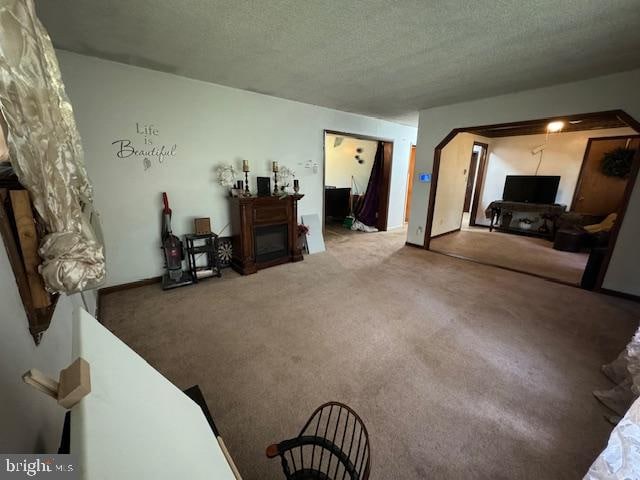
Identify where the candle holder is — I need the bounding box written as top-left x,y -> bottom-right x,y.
272,161 -> 279,195
293,179 -> 300,194
242,160 -> 250,195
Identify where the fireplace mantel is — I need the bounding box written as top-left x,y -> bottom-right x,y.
229,194 -> 304,275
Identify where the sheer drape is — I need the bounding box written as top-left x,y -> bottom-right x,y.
0,0 -> 105,293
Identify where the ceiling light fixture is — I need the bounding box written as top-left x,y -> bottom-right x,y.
547,121 -> 564,133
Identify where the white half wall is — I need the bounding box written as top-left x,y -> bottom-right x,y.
324,134 -> 377,194
56,51 -> 417,286
409,69 -> 640,296
475,127 -> 636,226
0,241 -> 84,453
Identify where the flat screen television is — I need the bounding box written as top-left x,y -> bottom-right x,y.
502,175 -> 560,204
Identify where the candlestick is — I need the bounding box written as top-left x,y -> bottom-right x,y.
242,160 -> 249,173
272,161 -> 279,173
273,171 -> 278,195
244,171 -> 250,195
293,179 -> 299,193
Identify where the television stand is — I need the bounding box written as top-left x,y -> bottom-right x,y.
485,201 -> 566,239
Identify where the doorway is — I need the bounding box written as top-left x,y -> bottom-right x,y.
323,130 -> 393,237
463,151 -> 478,213
424,110 -> 640,293
461,142 -> 488,228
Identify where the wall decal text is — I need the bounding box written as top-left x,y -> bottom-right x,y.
112,123 -> 177,170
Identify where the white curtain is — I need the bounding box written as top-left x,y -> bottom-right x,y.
0,0 -> 105,293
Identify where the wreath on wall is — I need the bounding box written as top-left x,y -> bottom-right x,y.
601,147 -> 635,178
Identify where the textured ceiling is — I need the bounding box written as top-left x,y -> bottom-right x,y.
37,1 -> 640,126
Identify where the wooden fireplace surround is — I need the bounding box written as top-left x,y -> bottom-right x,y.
230,194 -> 304,275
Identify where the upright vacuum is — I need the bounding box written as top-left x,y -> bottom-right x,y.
161,192 -> 193,289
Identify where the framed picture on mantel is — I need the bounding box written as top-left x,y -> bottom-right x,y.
257,177 -> 271,197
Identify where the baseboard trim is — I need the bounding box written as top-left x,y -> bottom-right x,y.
599,288 -> 640,303
99,276 -> 162,296
404,241 -> 424,249
430,228 -> 460,240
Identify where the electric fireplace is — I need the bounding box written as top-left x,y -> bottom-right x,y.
229,194 -> 304,274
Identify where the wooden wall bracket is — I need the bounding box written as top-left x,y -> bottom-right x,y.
22,357 -> 91,409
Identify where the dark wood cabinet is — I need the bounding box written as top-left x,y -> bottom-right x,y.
230,194 -> 304,275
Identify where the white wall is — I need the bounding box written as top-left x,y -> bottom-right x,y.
56,51 -> 417,286
475,127 -> 636,226
431,133 -> 490,236
0,241 -> 82,453
409,69 -> 640,296
324,134 -> 377,194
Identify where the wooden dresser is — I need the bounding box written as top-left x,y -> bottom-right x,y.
229,194 -> 304,275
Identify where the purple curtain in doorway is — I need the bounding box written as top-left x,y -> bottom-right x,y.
355,142 -> 383,227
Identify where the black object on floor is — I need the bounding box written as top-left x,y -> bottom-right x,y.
581,247 -> 607,290
58,412 -> 71,454
183,384 -> 220,436
554,228 -> 584,252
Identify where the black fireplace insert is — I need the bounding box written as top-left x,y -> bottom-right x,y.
254,224 -> 288,263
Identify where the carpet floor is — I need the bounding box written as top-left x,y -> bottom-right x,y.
101,227 -> 638,480
431,228 -> 589,285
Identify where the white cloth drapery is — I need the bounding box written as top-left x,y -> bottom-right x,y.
0,0 -> 105,293
586,328 -> 640,479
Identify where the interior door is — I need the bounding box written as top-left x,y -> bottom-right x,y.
572,136 -> 639,215
376,141 -> 393,231
405,146 -> 416,223
463,151 -> 479,213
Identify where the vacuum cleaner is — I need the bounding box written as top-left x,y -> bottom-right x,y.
161,192 -> 193,290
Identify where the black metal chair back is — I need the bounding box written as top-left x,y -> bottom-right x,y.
266,402 -> 371,480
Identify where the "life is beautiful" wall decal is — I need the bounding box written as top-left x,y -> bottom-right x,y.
112,123 -> 178,170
